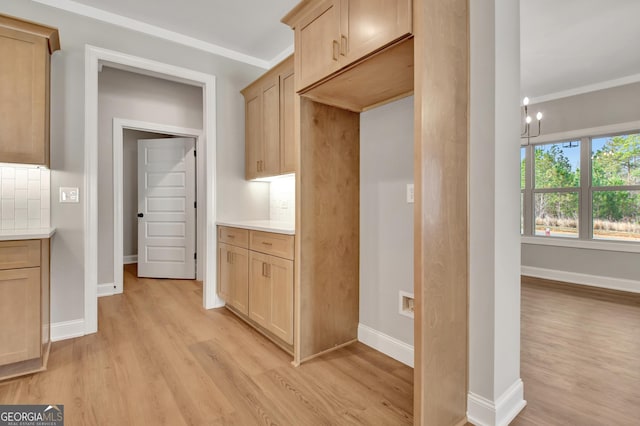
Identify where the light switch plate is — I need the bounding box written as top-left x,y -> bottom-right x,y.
406,184 -> 414,204
59,187 -> 79,203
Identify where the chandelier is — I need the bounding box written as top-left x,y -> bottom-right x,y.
521,97 -> 543,145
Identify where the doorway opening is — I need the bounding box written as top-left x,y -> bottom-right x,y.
85,45 -> 222,336
113,121 -> 204,294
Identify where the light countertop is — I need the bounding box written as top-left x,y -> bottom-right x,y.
217,220 -> 295,235
0,228 -> 56,241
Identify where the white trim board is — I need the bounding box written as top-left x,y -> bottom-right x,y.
33,0 -> 270,69
123,255 -> 138,265
467,379 -> 526,426
357,323 -> 414,368
521,266 -> 640,294
529,72 -> 640,105
113,119 -> 204,295
98,283 -> 116,298
85,45 -> 224,336
51,319 -> 85,342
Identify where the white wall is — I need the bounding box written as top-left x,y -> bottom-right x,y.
98,67 -> 203,285
359,96 -> 414,346
0,0 -> 268,324
523,82 -> 640,287
122,130 -> 173,258
468,0 -> 525,424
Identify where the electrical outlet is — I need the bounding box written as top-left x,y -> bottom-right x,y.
59,187 -> 79,203
399,291 -> 415,319
406,184 -> 414,204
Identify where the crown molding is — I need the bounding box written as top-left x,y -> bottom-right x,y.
268,43 -> 294,69
529,72 -> 640,105
32,0 -> 271,69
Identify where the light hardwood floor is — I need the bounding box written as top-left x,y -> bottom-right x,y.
0,264 -> 413,425
513,277 -> 640,425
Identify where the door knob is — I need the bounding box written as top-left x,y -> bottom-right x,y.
137,213 -> 144,218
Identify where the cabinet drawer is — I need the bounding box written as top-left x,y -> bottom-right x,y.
250,231 -> 294,260
218,226 -> 249,248
0,240 -> 41,270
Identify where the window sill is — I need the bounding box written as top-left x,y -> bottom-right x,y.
521,236 -> 640,253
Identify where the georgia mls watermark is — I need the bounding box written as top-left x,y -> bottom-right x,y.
0,405 -> 64,426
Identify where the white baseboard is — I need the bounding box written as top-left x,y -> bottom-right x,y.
123,255 -> 138,265
51,319 -> 85,342
357,323 -> 414,367
468,379 -> 526,426
98,283 -> 116,297
521,266 -> 640,294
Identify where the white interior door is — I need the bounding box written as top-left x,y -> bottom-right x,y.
137,138 -> 196,279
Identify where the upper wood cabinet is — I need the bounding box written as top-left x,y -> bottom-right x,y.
284,0 -> 411,92
241,56 -> 295,180
0,15 -> 60,166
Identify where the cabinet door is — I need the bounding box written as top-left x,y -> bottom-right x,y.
229,246 -> 249,315
296,0 -> 342,91
0,26 -> 49,165
0,268 -> 41,365
248,252 -> 270,329
268,257 -> 294,345
244,87 -> 262,180
280,70 -> 296,174
218,243 -> 232,303
261,76 -> 280,176
340,0 -> 412,65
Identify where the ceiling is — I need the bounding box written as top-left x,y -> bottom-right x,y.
521,0 -> 640,99
35,0 -> 640,98
64,0 -> 299,64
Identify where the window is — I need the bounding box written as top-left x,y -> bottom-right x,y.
521,132 -> 640,243
591,133 -> 640,241
533,142 -> 580,238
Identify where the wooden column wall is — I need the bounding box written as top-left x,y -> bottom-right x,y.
295,98 -> 360,364
413,0 -> 470,424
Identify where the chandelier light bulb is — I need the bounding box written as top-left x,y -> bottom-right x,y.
523,97 -> 530,106
526,116 -> 532,124
536,112 -> 543,121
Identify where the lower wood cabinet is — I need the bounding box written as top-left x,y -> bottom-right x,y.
218,226 -> 294,350
0,238 -> 51,381
248,252 -> 294,344
218,243 -> 249,315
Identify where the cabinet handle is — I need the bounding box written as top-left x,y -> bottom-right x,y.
332,40 -> 339,61
340,35 -> 348,56
262,262 -> 267,277
262,242 -> 273,246
257,160 -> 261,172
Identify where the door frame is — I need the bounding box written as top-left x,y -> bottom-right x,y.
85,45 -> 223,335
113,119 -> 203,293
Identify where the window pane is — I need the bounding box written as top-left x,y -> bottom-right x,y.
535,192 -> 579,238
593,190 -> 640,241
521,192 -> 524,234
534,142 -> 580,189
592,133 -> 640,187
521,147 -> 526,190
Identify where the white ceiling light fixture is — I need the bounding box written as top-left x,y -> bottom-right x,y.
521,97 -> 544,145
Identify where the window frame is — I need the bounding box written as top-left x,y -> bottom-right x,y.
520,123 -> 640,250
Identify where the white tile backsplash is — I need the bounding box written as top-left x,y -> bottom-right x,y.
0,167 -> 50,230
269,175 -> 295,223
